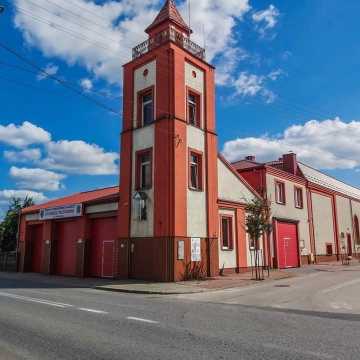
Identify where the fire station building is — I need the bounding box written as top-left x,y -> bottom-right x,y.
18,0 -> 360,281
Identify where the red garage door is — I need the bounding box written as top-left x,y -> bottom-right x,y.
55,221 -> 78,276
29,225 -> 44,273
89,217 -> 117,278
277,222 -> 299,269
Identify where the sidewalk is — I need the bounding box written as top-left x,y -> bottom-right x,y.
95,270 -> 295,295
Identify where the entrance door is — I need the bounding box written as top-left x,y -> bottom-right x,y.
30,225 -> 44,273
347,234 -> 353,256
277,222 -> 299,269
102,241 -> 115,278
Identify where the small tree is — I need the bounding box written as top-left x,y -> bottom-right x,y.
0,197 -> 34,252
245,197 -> 272,280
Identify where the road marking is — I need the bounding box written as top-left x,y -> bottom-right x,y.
78,308 -> 108,315
0,291 -> 73,309
126,316 -> 159,324
321,278 -> 360,294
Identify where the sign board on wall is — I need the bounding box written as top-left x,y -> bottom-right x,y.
191,237 -> 201,262
39,204 -> 82,220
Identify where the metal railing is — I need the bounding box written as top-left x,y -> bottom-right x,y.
132,28 -> 206,61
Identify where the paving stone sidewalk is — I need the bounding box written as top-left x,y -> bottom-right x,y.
95,270 -> 295,295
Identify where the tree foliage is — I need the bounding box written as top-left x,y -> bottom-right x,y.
0,197 -> 34,252
245,197 -> 272,280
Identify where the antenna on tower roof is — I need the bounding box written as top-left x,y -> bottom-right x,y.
202,23 -> 206,50
188,0 -> 191,36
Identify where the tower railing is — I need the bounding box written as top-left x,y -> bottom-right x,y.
132,28 -> 206,61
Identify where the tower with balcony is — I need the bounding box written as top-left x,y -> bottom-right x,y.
117,0 -> 219,281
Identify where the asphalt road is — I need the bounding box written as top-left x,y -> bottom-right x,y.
0,268 -> 359,360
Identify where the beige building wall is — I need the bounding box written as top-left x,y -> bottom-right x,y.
311,192 -> 335,255
336,195 -> 353,252
131,60 -> 156,237
266,174 -> 311,256
218,209 -> 237,269
185,62 -> 207,238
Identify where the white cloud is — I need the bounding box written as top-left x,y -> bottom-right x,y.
0,121 -> 51,148
37,63 -> 59,80
0,189 -> 47,204
232,70 -> 282,103
10,167 -> 66,191
252,4 -> 280,37
4,148 -> 42,162
13,0 -> 251,85
80,78 -> 93,92
222,118 -> 360,170
41,140 -> 119,175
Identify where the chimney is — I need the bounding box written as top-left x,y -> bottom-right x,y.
283,152 -> 297,175
245,155 -> 256,162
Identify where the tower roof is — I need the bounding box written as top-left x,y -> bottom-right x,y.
145,0 -> 192,35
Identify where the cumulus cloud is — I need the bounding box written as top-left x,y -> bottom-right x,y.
41,140 -> 119,175
0,189 -> 47,207
252,4 -> 280,37
232,70 -> 282,103
37,63 -> 59,80
0,121 -> 51,148
222,118 -> 360,170
80,78 -> 93,92
13,0 -> 251,85
4,148 -> 42,163
10,167 -> 66,191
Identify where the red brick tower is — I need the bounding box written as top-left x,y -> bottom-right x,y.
117,0 -> 219,281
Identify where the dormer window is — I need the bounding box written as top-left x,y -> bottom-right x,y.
187,90 -> 201,127
138,87 -> 154,127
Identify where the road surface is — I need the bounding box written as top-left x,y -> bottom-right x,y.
0,266 -> 359,360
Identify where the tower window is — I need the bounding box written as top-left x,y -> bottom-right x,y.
189,150 -> 203,191
136,148 -> 152,190
187,90 -> 201,127
138,87 -> 154,127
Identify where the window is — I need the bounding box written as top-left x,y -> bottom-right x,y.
189,150 -> 202,191
221,216 -> 233,250
187,90 -> 201,127
138,88 -> 154,127
136,149 -> 152,190
294,187 -> 304,209
275,181 -> 286,204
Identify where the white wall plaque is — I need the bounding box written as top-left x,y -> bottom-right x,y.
191,237 -> 201,262
178,240 -> 185,260
39,204 -> 82,220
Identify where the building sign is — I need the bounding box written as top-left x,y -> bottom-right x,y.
39,204 -> 82,220
191,237 -> 201,262
178,240 -> 185,260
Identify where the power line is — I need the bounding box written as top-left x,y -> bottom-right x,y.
0,41 -> 119,114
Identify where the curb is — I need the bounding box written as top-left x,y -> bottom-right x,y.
94,286 -> 205,295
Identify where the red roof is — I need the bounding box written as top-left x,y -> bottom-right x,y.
22,186 -> 119,214
146,0 -> 191,34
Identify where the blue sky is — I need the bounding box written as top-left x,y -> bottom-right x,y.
1,0 -> 360,217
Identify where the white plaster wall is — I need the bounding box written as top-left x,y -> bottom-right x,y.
186,126 -> 206,238
218,159 -> 256,204
218,209 -> 237,269
311,192 -> 335,255
245,227 -> 264,268
185,62 -> 204,127
185,62 -> 207,238
131,125 -> 155,238
266,174 -> 311,256
133,60 -> 156,127
336,195 -> 353,242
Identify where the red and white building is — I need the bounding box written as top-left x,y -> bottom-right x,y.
234,153 -> 360,268
17,0 -> 360,281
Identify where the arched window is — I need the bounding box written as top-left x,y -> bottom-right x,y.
354,215 -> 360,245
